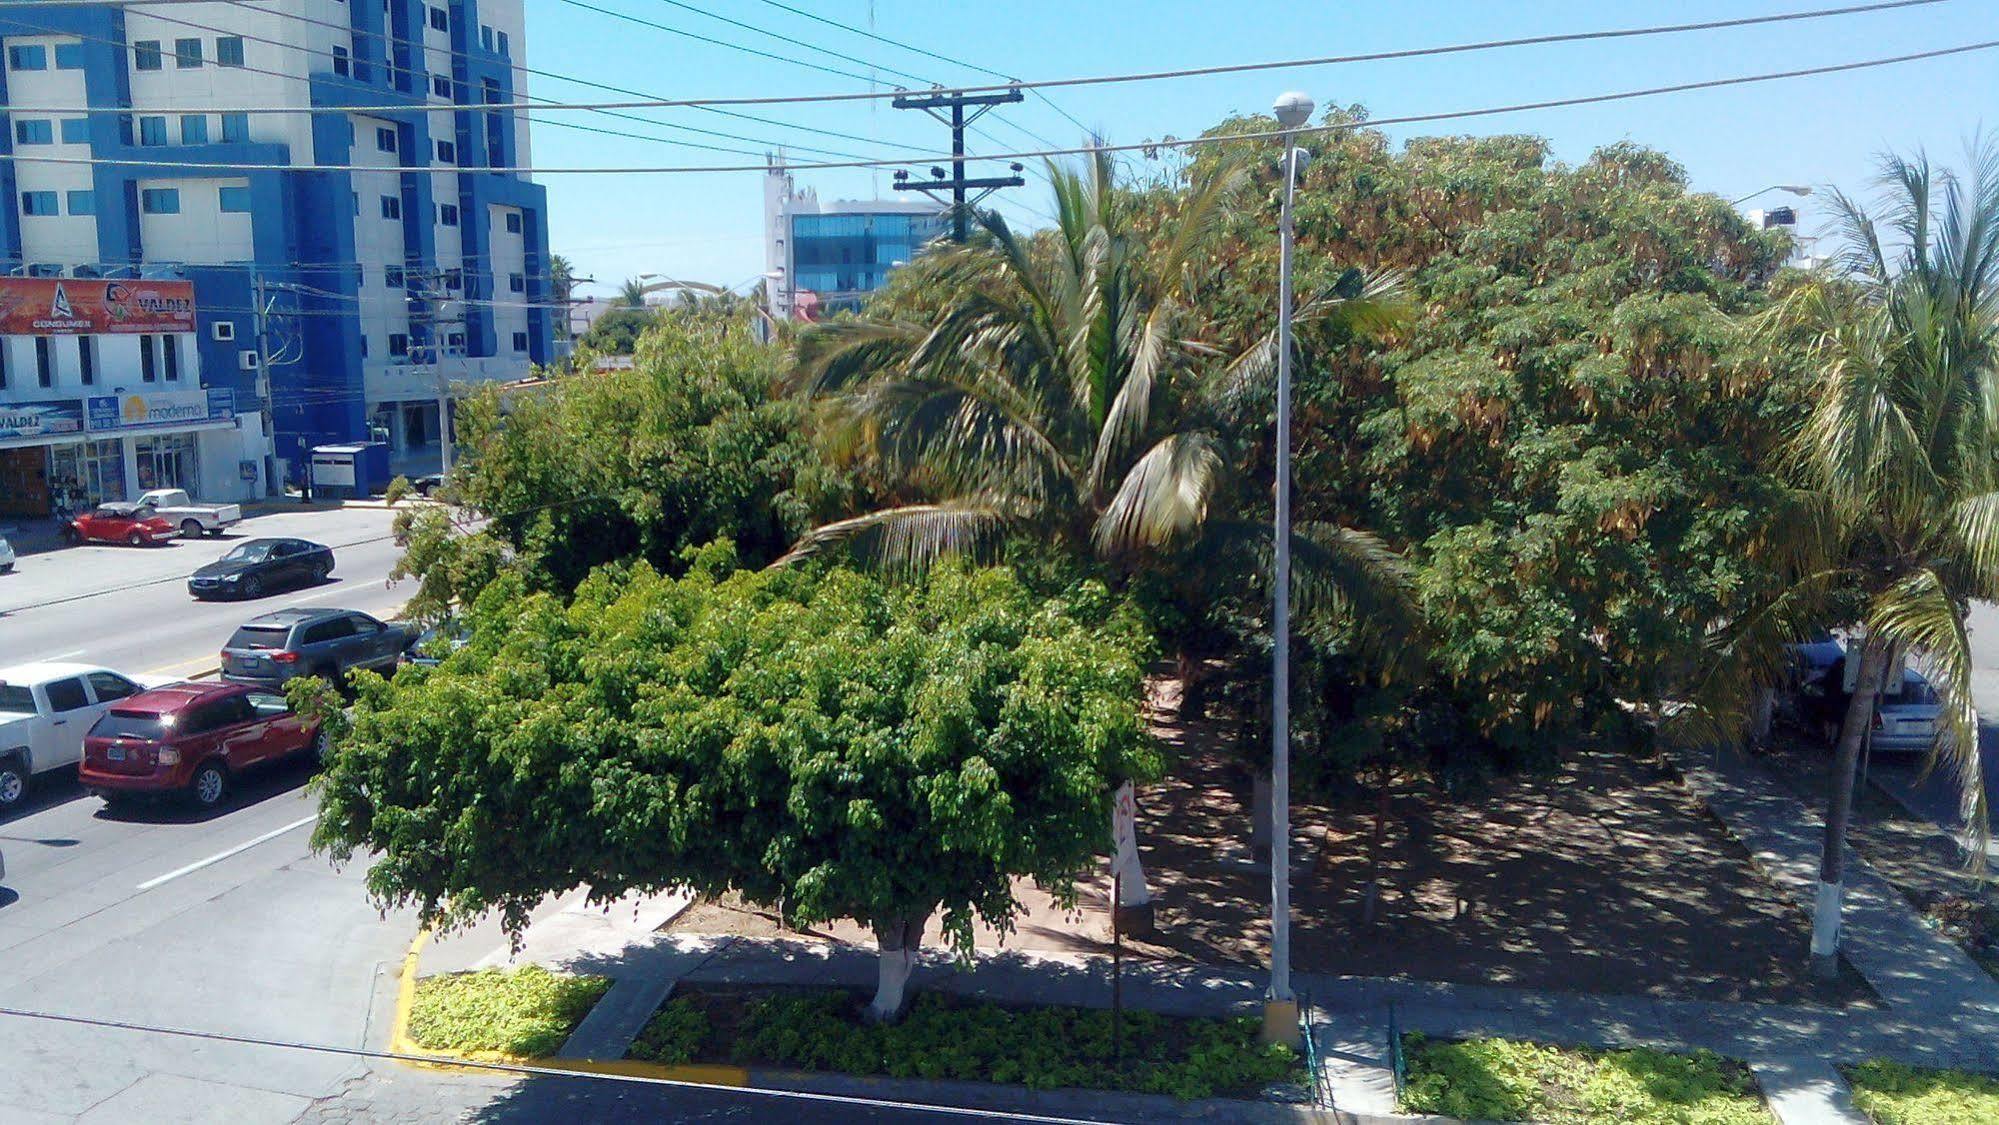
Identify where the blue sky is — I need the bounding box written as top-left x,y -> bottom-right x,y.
522,0 -> 1997,297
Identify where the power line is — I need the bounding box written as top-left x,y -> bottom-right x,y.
185,0 -> 916,161
10,0 -> 1943,118
643,0 -> 931,86
749,0 -> 1094,138
27,0 -> 1935,117
6,37 -> 1992,176
0,9 -> 891,163
551,0 -> 885,85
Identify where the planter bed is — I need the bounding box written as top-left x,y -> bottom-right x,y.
408,965 -> 611,1058
1398,1034 -> 1770,1124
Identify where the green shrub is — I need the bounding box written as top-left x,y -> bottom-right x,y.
627,997 -> 711,1064
407,966 -> 610,1057
1399,1035 -> 1768,1125
642,988 -> 1300,1100
1846,1060 -> 1999,1125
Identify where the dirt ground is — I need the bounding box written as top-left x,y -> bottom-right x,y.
668,683 -> 1869,1005
1754,731 -> 1999,980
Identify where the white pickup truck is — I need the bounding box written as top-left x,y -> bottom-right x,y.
0,663 -> 154,810
137,488 -> 243,539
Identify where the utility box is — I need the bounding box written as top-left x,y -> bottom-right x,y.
309,442 -> 391,499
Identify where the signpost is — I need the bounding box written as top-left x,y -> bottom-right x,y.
1110,781 -> 1137,1063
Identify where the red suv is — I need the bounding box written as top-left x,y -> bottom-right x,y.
80,681 -> 328,808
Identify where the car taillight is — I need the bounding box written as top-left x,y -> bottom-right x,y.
157,748 -> 181,765
272,651 -> 299,663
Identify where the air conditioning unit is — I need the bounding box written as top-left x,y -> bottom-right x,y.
213,321 -> 236,342
238,350 -> 260,371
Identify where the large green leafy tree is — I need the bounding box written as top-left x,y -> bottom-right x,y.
1190,115 -> 1802,766
390,315 -> 846,617
311,548 -> 1156,1020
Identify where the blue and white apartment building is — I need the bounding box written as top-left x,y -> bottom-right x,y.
0,0 -> 550,515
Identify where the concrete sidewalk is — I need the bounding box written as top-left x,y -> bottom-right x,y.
392,746 -> 1999,1124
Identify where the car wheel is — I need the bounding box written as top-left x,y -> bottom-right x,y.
313,561 -> 331,584
189,762 -> 228,809
310,726 -> 333,765
241,575 -> 263,599
0,562 -> 12,573
127,531 -> 145,547
0,755 -> 27,810
180,519 -> 203,539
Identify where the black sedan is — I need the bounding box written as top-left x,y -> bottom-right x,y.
187,537 -> 334,600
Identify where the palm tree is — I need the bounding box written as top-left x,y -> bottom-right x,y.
785,153 -> 1414,624
1748,141 -> 1999,979
549,254 -> 576,339
617,277 -> 650,309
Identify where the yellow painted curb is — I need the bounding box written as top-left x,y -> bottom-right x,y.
386,927 -> 749,1086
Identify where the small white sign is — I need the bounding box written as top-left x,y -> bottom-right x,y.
1111,780 -> 1137,855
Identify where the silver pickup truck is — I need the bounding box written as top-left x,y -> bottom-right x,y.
136,488 -> 244,539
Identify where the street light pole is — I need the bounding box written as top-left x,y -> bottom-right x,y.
1263,89 -> 1313,1049
1731,184 -> 1813,206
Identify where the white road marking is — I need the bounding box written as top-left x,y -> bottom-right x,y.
28,648 -> 85,663
135,814 -> 318,891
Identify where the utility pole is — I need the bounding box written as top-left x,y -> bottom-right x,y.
251,275 -> 304,498
407,268 -> 461,475
889,88 -> 1026,240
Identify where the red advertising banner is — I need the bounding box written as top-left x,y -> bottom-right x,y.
0,277 -> 197,336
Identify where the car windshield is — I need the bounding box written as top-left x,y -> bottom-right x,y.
227,624 -> 292,650
1894,675 -> 1941,706
0,683 -> 33,712
222,542 -> 275,562
93,710 -> 170,739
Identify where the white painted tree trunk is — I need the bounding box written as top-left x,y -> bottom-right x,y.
1751,688 -> 1774,747
868,912 -> 930,1022
1112,804 -> 1154,935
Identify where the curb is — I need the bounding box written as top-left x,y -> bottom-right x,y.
386,927 -> 750,1086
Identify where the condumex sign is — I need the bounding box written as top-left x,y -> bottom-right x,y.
0,277 -> 197,335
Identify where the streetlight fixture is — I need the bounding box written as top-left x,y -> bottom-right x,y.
1731,184 -> 1813,206
1263,88 -> 1313,1050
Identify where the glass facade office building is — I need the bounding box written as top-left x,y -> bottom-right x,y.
790,211 -> 947,312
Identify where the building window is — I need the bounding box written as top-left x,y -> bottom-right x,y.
140,188 -> 180,214
14,119 -> 53,145
331,45 -> 350,77
505,211 -> 523,234
8,44 -> 48,70
27,263 -> 62,277
380,195 -> 401,220
376,126 -> 397,153
221,112 -> 249,142
66,190 -> 94,216
20,191 -> 59,217
131,40 -> 162,70
78,336 -> 96,385
385,266 -> 406,288
444,267 -> 462,289
163,336 -> 180,381
430,7 -> 449,31
218,186 -> 251,213
36,338 -> 54,387
180,114 -> 208,145
140,335 -> 158,382
508,272 -> 525,293
435,140 -> 455,164
480,25 -> 493,51
446,331 -> 465,351
216,36 -> 244,67
54,43 -> 85,70
138,116 -> 168,146
389,333 -> 409,358
439,203 -> 459,226
60,117 -> 89,144
497,31 -> 509,57
174,38 -> 202,68
511,332 -> 528,353
432,74 -> 451,98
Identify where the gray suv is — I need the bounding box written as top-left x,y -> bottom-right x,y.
220,608 -> 414,687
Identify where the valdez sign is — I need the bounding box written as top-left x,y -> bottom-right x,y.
0,278 -> 196,335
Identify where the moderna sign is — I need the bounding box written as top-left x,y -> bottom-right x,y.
0,278 -> 196,335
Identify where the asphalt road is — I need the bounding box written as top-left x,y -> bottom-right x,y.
0,505 -> 1058,1123
1,505 -> 410,683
